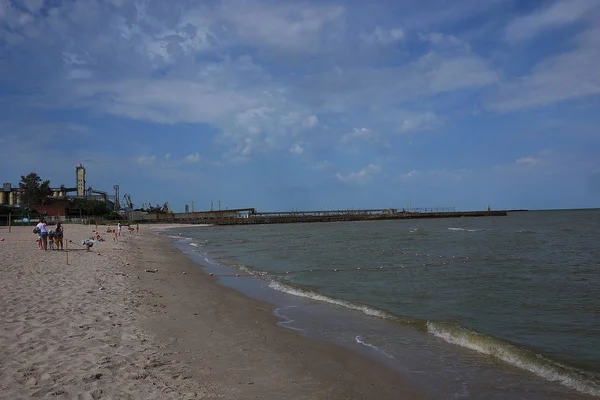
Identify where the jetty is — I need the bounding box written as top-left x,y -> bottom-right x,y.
137,207 -> 509,225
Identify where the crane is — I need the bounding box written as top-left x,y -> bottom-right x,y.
122,194 -> 134,210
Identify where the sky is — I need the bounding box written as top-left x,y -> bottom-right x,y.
1,0 -> 599,212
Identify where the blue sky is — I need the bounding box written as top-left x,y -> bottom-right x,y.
1,0 -> 599,212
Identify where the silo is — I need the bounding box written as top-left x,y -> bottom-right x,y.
76,164 -> 86,197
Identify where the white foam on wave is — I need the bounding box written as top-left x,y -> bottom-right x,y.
268,281 -> 391,319
189,243 -> 198,247
355,335 -> 396,359
233,264 -> 262,276
448,228 -> 484,232
203,257 -> 218,265
167,234 -> 193,240
426,322 -> 600,397
273,305 -> 304,332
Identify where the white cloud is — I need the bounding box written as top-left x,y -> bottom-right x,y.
62,52 -> 90,66
336,164 -> 381,184
489,27 -> 600,111
341,127 -> 372,143
220,2 -> 345,51
399,170 -> 421,181
184,153 -> 201,163
0,0 -> 505,163
289,143 -> 304,156
306,51 -> 498,114
505,0 -> 598,42
398,112 -> 438,134
73,79 -> 260,125
303,115 -> 318,127
398,169 -> 464,182
136,155 -> 156,165
516,157 -> 541,165
419,32 -> 469,51
362,27 -> 404,45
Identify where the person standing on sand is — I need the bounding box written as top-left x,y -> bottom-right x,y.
113,229 -> 118,241
136,223 -> 139,234
36,219 -> 48,251
55,222 -> 64,250
117,222 -> 122,237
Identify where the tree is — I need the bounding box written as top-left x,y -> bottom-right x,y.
19,173 -> 52,209
69,198 -> 110,216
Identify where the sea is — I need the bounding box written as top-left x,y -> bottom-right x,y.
163,209 -> 600,399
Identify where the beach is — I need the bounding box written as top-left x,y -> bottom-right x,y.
0,224 -> 427,399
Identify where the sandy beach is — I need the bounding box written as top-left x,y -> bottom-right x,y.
0,223 -> 427,399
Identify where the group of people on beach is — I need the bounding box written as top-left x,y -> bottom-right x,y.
34,219 -> 140,251
34,219 -> 63,251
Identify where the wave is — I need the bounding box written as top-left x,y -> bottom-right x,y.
517,230 -> 537,234
193,252 -> 599,397
268,280 -> 424,328
273,305 -> 304,332
166,234 -> 193,240
427,322 -> 600,397
267,279 -> 599,397
189,243 -> 198,247
448,228 -> 484,232
355,336 -> 395,360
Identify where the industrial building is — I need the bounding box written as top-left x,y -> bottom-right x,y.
0,164 -> 116,215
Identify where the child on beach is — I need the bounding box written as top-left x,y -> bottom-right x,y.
48,230 -> 55,250
55,222 -> 64,250
81,239 -> 94,251
117,222 -> 122,236
113,229 -> 118,241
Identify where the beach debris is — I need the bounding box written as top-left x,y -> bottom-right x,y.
97,252 -> 101,255
125,262 -> 131,266
209,273 -> 214,276
182,271 -> 187,274
99,286 -> 105,291
144,269 -> 157,273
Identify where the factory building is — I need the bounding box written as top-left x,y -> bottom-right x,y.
0,163 -> 110,212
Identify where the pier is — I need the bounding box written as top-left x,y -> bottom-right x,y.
138,207 -> 509,225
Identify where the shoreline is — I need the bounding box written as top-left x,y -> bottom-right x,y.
153,223 -> 600,400
137,226 -> 430,399
0,224 -> 428,399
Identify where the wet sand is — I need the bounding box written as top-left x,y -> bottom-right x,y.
0,223 -> 428,399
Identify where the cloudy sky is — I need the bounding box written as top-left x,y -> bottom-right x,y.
1,0 -> 599,212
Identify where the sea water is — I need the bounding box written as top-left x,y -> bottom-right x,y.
165,209 -> 600,399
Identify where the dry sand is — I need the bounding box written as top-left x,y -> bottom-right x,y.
0,223 -> 428,399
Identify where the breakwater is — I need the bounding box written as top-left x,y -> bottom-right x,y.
211,210 -> 507,226
138,208 -> 509,225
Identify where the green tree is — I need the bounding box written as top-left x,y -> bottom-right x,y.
19,173 -> 52,209
69,198 -> 110,215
